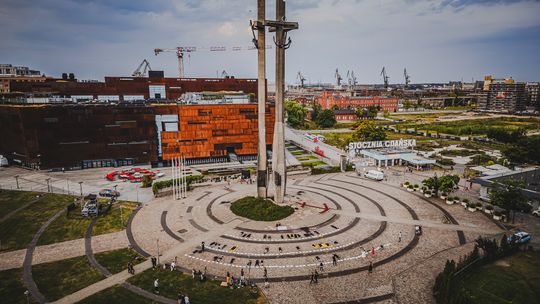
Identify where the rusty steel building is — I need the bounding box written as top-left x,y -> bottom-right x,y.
0,102 -> 275,170
9,75 -> 259,101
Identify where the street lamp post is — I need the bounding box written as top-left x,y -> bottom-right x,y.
66,179 -> 70,195
156,238 -> 160,265
24,290 -> 29,304
78,181 -> 83,196
45,178 -> 51,193
15,175 -> 20,189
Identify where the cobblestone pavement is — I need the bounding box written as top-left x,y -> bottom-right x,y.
1,168 -> 506,304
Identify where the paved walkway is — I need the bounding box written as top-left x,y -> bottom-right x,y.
52,218 -> 245,304
0,231 -> 128,271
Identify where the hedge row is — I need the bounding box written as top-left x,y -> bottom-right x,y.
151,175 -> 204,196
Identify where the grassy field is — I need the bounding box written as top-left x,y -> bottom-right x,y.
94,248 -> 145,274
79,286 -> 154,304
231,196 -> 294,221
0,190 -> 42,219
460,251 -> 540,304
0,268 -> 29,304
33,256 -> 103,302
0,192 -> 75,252
128,268 -> 265,304
37,201 -> 138,246
399,117 -> 540,136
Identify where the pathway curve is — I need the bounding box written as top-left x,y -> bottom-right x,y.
22,209 -> 65,303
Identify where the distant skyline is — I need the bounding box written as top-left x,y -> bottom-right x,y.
1,0 -> 540,84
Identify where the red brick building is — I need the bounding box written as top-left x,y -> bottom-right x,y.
315,91 -> 400,112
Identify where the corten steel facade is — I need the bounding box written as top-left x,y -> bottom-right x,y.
0,104 -> 159,169
157,104 -> 275,160
0,103 -> 275,169
9,76 -> 259,101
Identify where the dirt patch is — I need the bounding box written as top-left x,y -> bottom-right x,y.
494,260 -> 511,267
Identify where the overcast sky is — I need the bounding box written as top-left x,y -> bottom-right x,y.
1,0 -> 539,84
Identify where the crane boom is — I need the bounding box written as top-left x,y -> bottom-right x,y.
381,67 -> 389,89
132,59 -> 152,77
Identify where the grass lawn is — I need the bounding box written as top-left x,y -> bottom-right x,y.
296,155 -> 318,161
37,201 -> 138,246
128,268 -> 265,304
231,196 -> 294,221
93,201 -> 138,235
94,248 -> 145,274
0,193 -> 75,252
291,151 -> 306,156
33,256 -> 103,302
0,268 -> 29,304
460,251 -> 540,304
301,160 -> 327,167
0,190 -> 41,219
79,286 -> 153,304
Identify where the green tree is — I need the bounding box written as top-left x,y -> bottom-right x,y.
355,107 -> 366,118
367,106 -> 378,118
489,179 -> 532,223
352,120 -> 387,141
383,109 -> 390,118
315,109 -> 337,128
141,175 -> 153,188
331,104 -> 339,111
285,100 -> 308,128
502,135 -> 540,165
311,103 -> 322,121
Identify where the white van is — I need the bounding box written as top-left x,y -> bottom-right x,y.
364,170 -> 384,181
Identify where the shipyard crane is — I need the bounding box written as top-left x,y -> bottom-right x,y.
403,68 -> 411,88
335,68 -> 342,86
221,70 -> 229,78
132,59 -> 152,77
346,70 -> 357,87
381,67 -> 389,89
154,45 -> 272,78
296,71 -> 306,88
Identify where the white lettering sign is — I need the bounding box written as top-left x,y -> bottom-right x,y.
348,139 -> 416,153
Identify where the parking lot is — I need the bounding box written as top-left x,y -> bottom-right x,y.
0,166 -> 160,203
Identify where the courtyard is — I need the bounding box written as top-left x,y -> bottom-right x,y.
0,164 -> 508,304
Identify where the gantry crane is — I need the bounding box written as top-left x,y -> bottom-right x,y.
154,45 -> 271,78
335,68 -> 342,86
347,70 -> 357,88
221,70 -> 229,78
381,67 -> 389,89
404,68 -> 411,88
132,59 -> 152,77
296,71 -> 306,88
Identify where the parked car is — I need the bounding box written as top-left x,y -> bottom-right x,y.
99,189 -> 120,197
508,231 -> 531,244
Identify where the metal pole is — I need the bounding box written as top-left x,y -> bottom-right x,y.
66,180 -> 70,195
120,205 -> 123,227
46,178 -> 50,193
136,185 -> 139,204
156,238 -> 160,265
256,0 -> 268,198
15,175 -> 19,189
79,182 -> 83,196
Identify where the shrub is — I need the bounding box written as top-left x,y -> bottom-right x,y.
141,175 -> 153,188
463,198 -> 470,204
404,181 -> 410,186
151,175 -> 204,195
493,210 -> 502,216
311,166 -> 341,175
441,192 -> 448,197
485,205 -> 494,210
476,202 -> 483,208
447,196 -> 454,201
414,184 -> 419,188
230,196 -> 294,221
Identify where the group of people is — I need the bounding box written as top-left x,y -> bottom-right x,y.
192,268 -> 207,282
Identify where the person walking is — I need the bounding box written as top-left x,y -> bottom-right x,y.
309,271 -> 315,284
201,241 -> 205,252
398,231 -> 402,243
192,269 -> 196,279
170,261 -> 176,271
319,262 -> 324,272
368,262 -> 373,274
127,262 -> 134,275
314,270 -> 319,283
177,292 -> 184,304
184,295 -> 190,304
151,256 -> 157,269
371,246 -> 375,257
154,278 -> 159,294
332,254 -> 337,266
